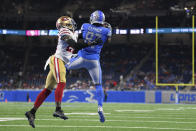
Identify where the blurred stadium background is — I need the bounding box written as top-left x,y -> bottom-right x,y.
1,0 -> 196,130
0,0 -> 196,99
0,0 -> 196,101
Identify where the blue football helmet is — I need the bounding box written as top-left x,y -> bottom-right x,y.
90,10 -> 105,25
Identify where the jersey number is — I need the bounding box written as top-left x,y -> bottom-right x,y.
85,31 -> 101,49
85,31 -> 101,43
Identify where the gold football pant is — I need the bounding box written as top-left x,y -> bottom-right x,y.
45,55 -> 66,91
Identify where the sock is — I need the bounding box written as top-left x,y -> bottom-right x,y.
55,101 -> 62,111
55,82 -> 66,102
34,88 -> 51,109
30,108 -> 36,115
95,84 -> 104,107
98,106 -> 103,112
56,106 -> 61,111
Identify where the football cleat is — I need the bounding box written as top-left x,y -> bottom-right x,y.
90,10 -> 105,25
98,106 -> 105,123
98,111 -> 105,123
53,109 -> 68,120
25,111 -> 35,128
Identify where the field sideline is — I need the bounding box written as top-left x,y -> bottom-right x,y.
0,102 -> 196,131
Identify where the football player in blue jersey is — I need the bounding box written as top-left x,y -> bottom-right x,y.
66,10 -> 112,123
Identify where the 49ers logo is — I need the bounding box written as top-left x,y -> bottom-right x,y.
62,17 -> 69,21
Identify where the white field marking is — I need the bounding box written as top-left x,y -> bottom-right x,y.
1,117 -> 195,124
0,113 -> 193,117
3,115 -> 196,121
185,107 -> 196,110
157,108 -> 183,111
1,115 -> 196,120
0,118 -> 25,121
115,107 -> 196,113
0,125 -> 195,130
114,112 -> 196,115
68,119 -> 196,124
115,110 -> 153,112
113,114 -> 196,116
156,107 -> 196,111
64,112 -> 111,115
69,116 -> 196,120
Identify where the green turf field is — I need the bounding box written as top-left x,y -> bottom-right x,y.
0,102 -> 196,131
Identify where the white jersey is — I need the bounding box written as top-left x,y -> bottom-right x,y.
54,28 -> 78,63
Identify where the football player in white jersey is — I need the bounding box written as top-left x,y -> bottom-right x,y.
25,16 -> 102,128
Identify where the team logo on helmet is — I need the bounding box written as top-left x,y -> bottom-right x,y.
90,10 -> 105,25
56,16 -> 77,31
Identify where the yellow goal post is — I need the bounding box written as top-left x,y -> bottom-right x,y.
155,15 -> 195,103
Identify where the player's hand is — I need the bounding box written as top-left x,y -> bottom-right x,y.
103,22 -> 112,30
58,28 -> 73,41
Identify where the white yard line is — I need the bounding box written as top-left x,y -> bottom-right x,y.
0,118 -> 26,121
1,115 -> 196,120
115,107 -> 196,113
64,112 -> 111,115
115,110 -> 153,112
0,125 -> 195,130
112,113 -> 196,116
1,114 -> 195,120
67,119 -> 196,124
0,117 -> 196,124
157,107 -> 196,110
69,116 -> 196,120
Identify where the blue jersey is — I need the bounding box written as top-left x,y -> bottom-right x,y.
78,23 -> 111,60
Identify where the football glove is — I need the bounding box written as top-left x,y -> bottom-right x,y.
103,22 -> 112,30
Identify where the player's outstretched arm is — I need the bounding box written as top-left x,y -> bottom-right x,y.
103,22 -> 112,43
67,38 -> 103,53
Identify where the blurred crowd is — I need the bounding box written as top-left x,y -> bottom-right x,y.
0,0 -> 195,29
0,43 -> 194,91
0,0 -> 196,91
120,45 -> 194,91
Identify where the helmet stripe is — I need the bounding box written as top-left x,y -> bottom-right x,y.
95,11 -> 99,20
98,10 -> 103,23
